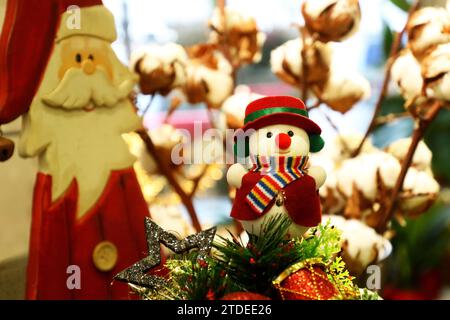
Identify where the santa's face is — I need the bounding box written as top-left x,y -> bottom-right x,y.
42,36 -> 136,111
248,124 -> 310,157
58,36 -> 113,80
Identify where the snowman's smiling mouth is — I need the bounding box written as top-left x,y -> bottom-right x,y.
276,149 -> 290,154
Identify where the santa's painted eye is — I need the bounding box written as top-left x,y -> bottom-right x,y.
266,132 -> 273,138
287,130 -> 294,137
88,54 -> 94,61
75,53 -> 82,63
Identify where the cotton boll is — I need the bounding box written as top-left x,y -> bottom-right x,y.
323,215 -> 392,275
337,152 -> 401,201
209,7 -> 266,65
131,43 -> 188,96
421,43 -> 450,102
407,7 -> 450,60
328,133 -> 376,163
386,137 -> 432,171
302,0 -> 361,42
367,153 -> 402,192
304,41 -> 333,84
400,167 -> 440,216
336,157 -> 366,198
150,124 -> 184,150
270,38 -> 303,86
403,167 -> 440,195
270,38 -> 332,87
221,85 -> 264,129
209,7 -> 256,33
184,44 -> 234,108
185,64 -> 234,108
314,68 -> 371,113
391,49 -> 425,106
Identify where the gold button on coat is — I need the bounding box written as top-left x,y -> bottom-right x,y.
92,241 -> 118,272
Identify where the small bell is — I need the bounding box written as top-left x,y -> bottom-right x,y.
276,190 -> 286,207
0,136 -> 15,162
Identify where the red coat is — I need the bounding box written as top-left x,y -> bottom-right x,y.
230,171 -> 321,227
26,167 -> 150,300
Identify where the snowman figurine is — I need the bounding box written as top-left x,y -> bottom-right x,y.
228,96 -> 326,238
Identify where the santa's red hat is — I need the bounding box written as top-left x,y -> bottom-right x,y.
0,0 -> 111,125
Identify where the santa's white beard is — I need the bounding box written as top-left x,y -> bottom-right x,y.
43,67 -> 136,109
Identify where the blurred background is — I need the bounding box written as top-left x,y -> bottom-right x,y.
0,0 -> 449,299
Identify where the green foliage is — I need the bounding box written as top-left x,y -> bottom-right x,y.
328,257 -> 355,290
387,204 -> 450,288
379,95 -> 407,116
390,0 -> 411,12
382,22 -> 394,61
296,220 -> 343,262
425,108 -> 450,184
360,288 -> 381,300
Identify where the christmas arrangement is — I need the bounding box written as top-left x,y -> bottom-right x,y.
114,215 -> 379,300
0,0 -> 449,301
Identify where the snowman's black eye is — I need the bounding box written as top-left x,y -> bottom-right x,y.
75,53 -> 82,63
266,132 -> 273,138
287,130 -> 294,137
88,54 -> 94,61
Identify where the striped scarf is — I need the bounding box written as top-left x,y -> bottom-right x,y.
246,155 -> 309,215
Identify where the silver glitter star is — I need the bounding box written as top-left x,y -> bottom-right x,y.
114,217 -> 216,289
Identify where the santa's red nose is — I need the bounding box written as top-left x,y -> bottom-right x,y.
275,133 -> 291,150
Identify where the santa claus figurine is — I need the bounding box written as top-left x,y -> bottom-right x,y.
0,1 -> 151,299
228,96 -> 326,237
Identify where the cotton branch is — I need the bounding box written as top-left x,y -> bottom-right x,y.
352,0 -> 420,157
136,128 -> 202,232
377,100 -> 442,233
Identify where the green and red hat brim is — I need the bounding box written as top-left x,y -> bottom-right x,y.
235,96 -> 325,157
242,96 -> 321,135
242,107 -> 322,134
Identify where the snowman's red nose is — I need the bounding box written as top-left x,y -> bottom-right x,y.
275,133 -> 291,150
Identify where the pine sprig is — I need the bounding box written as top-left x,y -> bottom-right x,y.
141,252 -> 239,300
213,215 -> 300,294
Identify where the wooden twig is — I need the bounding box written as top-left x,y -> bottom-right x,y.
141,94 -> 155,117
318,107 -> 351,154
377,100 -> 442,233
163,96 -> 182,124
307,100 -> 322,111
188,165 -> 209,198
373,111 -> 411,126
136,128 -> 202,232
352,0 -> 420,157
216,0 -> 240,81
299,26 -> 309,102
